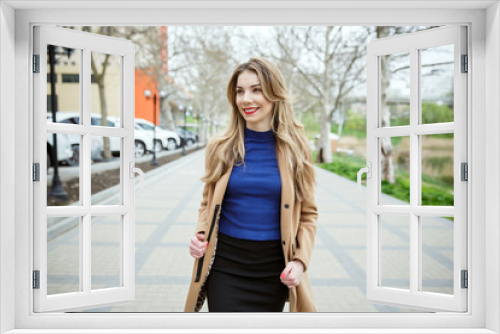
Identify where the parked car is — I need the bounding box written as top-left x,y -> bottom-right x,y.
177,126 -> 199,142
134,118 -> 181,152
175,127 -> 198,147
47,113 -> 98,165
48,112 -> 154,159
48,112 -> 110,162
107,116 -> 154,158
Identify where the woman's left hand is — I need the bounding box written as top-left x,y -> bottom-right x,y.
280,260 -> 304,288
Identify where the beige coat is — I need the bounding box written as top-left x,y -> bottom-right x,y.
184,140 -> 318,312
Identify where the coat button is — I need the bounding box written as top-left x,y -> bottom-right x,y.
282,240 -> 286,245
284,204 -> 289,209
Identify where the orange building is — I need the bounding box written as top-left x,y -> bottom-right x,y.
135,68 -> 160,125
135,26 -> 169,125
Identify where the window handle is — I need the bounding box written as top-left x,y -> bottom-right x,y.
129,161 -> 145,195
357,161 -> 371,194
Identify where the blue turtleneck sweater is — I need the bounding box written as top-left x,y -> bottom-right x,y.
218,127 -> 282,241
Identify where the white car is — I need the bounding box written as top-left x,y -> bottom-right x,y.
46,113 -> 84,166
134,118 -> 181,152
107,117 -> 154,158
48,112 -> 154,159
48,112 -> 112,162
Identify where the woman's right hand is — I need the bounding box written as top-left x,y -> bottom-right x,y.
189,232 -> 208,259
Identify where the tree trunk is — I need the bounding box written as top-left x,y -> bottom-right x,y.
338,100 -> 345,141
320,107 -> 332,163
98,81 -> 112,160
377,26 -> 395,184
163,106 -> 176,131
199,113 -> 207,143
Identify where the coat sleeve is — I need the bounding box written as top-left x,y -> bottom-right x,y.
292,190 -> 318,272
195,181 -> 211,234
195,139 -> 214,235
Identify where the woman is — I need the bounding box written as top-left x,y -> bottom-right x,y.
184,57 -> 318,312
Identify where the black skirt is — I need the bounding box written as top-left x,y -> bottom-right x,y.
206,232 -> 289,312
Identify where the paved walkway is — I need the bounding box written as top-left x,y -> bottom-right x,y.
47,149 -> 454,313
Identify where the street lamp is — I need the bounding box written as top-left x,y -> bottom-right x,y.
48,44 -> 68,202
179,105 -> 186,156
144,89 -> 158,166
183,106 -> 192,156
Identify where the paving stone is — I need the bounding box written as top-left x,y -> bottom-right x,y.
45,149 -> 457,313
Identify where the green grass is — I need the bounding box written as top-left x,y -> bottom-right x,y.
313,152 -> 454,209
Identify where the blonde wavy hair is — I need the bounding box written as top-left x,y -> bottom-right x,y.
201,57 -> 315,202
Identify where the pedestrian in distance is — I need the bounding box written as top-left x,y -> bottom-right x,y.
185,57 -> 318,312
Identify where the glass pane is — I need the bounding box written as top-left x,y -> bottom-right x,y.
47,132 -> 81,206
47,216 -> 80,295
380,215 -> 410,290
421,134 -> 454,206
421,44 -> 454,124
46,45 -> 82,123
420,216 -> 454,295
91,136 -> 121,205
380,51 -> 410,127
91,215 -> 121,290
91,52 -> 121,127
380,136 -> 410,205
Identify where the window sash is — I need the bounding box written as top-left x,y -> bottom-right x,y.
32,25 -> 136,313
365,25 -> 467,312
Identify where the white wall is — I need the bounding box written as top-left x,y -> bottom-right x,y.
485,2 -> 500,333
0,2 -> 16,334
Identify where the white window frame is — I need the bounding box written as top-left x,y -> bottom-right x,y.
33,25 -> 137,313
1,2 -> 498,333
365,25 -> 468,312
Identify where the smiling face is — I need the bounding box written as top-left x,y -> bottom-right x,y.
236,70 -> 274,132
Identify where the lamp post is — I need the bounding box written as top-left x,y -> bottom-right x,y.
180,105 -> 186,156
144,89 -> 158,166
48,44 -> 68,202
185,106 -> 192,155
159,90 -> 167,127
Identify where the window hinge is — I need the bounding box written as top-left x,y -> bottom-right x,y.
461,54 -> 468,73
461,270 -> 468,289
33,163 -> 40,182
461,162 -> 468,181
33,54 -> 40,73
33,270 -> 40,289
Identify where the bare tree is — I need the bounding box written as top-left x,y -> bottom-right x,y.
82,26 -> 149,159
168,26 -> 239,141
378,26 -> 433,183
131,27 -> 183,131
264,26 -> 372,163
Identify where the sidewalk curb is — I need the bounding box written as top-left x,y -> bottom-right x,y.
47,143 -> 206,242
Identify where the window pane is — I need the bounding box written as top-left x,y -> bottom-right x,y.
380,215 -> 410,290
380,51 -> 410,127
62,74 -> 80,83
421,44 -> 454,124
46,45 -> 81,120
380,136 -> 410,205
421,134 -> 454,206
91,136 -> 121,205
91,215 -> 122,290
47,216 -> 81,295
420,216 -> 454,295
91,52 -> 121,127
47,132 -> 81,206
